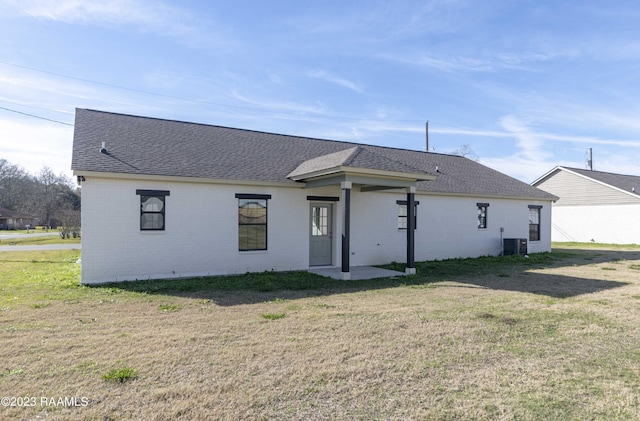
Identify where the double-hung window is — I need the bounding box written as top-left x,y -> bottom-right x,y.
397,200 -> 419,230
236,194 -> 271,251
528,205 -> 542,241
477,203 -> 489,229
137,190 -> 170,231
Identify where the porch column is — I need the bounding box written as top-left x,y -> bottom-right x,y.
406,186 -> 416,275
341,181 -> 352,280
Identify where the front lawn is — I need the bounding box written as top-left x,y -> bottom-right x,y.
1,247 -> 640,420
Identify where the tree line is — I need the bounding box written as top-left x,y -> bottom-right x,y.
0,158 -> 80,235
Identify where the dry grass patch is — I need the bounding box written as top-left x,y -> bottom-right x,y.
1,247 -> 640,419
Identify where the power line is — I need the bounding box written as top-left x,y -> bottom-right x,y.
0,99 -> 71,115
0,60 -> 423,123
0,106 -> 74,126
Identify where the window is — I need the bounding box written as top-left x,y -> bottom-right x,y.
529,206 -> 542,241
311,206 -> 329,236
136,190 -> 170,231
396,200 -> 419,230
236,194 -> 271,251
477,203 -> 489,229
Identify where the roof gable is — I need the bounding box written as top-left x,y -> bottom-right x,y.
287,147 -> 360,179
533,166 -> 640,205
287,146 -> 431,181
534,166 -> 640,197
72,109 -> 556,201
563,167 -> 640,195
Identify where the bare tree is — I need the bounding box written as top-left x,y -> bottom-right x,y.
0,160 -> 81,231
33,167 -> 63,227
0,159 -> 31,210
58,185 -> 81,238
451,145 -> 479,161
58,207 -> 81,238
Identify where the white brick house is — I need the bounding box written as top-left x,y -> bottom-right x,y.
72,109 -> 557,284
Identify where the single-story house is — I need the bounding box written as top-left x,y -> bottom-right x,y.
0,207 -> 37,230
71,109 -> 557,284
532,166 -> 640,244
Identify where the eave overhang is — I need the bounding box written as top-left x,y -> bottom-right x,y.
72,170 -> 304,188
287,166 -> 436,190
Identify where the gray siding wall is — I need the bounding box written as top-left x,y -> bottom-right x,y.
537,170 -> 639,206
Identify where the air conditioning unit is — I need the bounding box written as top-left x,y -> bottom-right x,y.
503,238 -> 527,256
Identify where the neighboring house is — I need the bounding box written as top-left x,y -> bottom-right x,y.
532,166 -> 640,244
0,207 -> 37,230
71,109 -> 557,284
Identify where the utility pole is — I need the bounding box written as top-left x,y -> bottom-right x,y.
425,121 -> 429,152
587,148 -> 593,170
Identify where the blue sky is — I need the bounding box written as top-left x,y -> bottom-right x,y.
1,0 -> 640,183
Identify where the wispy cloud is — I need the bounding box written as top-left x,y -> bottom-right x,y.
2,0 -> 235,50
499,115 -> 551,161
0,65 -> 178,119
378,48 -> 583,74
228,91 -> 329,116
5,0 -> 178,27
307,70 -> 364,94
480,155 -> 567,183
378,52 -> 494,73
435,116 -> 640,182
0,72 -> 97,103
539,102 -> 640,135
496,50 -> 581,68
431,127 -> 512,138
432,119 -> 640,148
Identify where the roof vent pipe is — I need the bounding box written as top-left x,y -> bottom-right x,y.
100,141 -> 107,154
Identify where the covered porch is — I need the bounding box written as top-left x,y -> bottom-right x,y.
288,146 -> 436,280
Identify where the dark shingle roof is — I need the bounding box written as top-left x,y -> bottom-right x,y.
560,167 -> 640,195
71,109 -> 556,200
0,207 -> 35,219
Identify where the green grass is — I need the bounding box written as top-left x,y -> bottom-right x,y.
261,312 -> 286,320
0,250 -> 83,307
0,227 -> 51,235
158,303 -> 181,312
102,269 -> 334,295
554,241 -> 640,249
379,251 -> 573,279
0,250 -> 577,307
102,366 -> 138,383
97,251 -> 576,297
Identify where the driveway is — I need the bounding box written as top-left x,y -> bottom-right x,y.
0,232 -> 81,251
0,232 -> 60,240
0,243 -> 81,252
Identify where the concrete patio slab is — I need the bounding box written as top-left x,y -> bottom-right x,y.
309,266 -> 406,280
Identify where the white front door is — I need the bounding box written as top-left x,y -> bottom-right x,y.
309,204 -> 332,266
